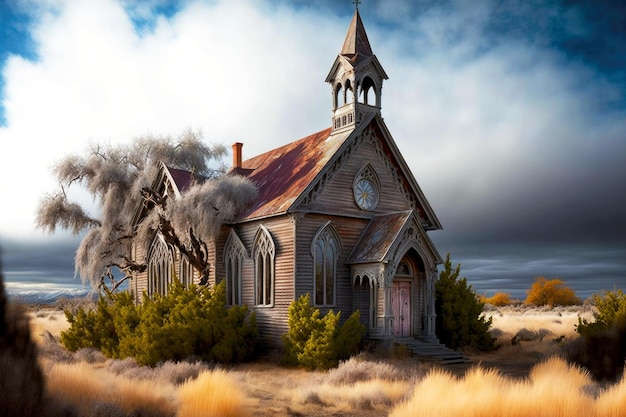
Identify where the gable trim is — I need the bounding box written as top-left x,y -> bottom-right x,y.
290,112 -> 378,211
371,114 -> 443,230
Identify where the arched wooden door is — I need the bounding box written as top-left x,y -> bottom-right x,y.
392,280 -> 411,337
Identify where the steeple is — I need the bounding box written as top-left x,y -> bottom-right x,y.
340,8 -> 373,62
326,8 -> 388,132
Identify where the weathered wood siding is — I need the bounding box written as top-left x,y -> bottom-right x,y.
293,213 -> 369,321
132,241 -> 147,304
217,216 -> 296,347
309,133 -> 413,216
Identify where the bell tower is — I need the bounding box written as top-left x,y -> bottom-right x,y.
325,5 -> 388,132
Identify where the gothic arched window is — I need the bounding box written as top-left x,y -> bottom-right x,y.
311,222 -> 341,306
334,83 -> 343,109
253,226 -> 275,307
360,76 -> 377,106
224,230 -> 246,306
148,235 -> 174,297
179,255 -> 194,288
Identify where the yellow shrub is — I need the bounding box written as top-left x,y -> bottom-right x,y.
524,277 -> 580,306
480,292 -> 511,306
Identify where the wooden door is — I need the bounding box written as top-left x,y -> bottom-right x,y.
392,281 -> 411,337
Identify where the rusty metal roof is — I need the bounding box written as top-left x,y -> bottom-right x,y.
234,127 -> 352,221
157,127 -> 346,222
347,211 -> 413,264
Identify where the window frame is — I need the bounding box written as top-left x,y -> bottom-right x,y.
353,163 -> 381,211
253,225 -> 275,307
311,222 -> 342,307
147,234 -> 174,297
224,230 -> 247,306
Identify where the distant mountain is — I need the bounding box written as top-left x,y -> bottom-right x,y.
6,286 -> 93,305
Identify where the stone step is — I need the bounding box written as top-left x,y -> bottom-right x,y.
393,338 -> 470,365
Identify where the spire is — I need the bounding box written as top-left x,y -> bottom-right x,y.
326,6 -> 388,132
340,8 -> 373,64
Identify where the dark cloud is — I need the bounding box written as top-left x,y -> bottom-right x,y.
0,237 -> 79,287
433,240 -> 626,300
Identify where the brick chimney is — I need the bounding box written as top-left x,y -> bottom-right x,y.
232,142 -> 243,169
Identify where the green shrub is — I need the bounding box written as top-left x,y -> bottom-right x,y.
335,309 -> 365,361
568,289 -> 626,381
298,309 -> 340,370
577,289 -> 626,336
435,254 -> 494,352
282,294 -> 366,370
524,277 -> 580,306
61,292 -> 127,356
61,280 -> 257,367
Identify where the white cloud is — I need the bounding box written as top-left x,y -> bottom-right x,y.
1,0 -> 624,248
0,0 -> 340,239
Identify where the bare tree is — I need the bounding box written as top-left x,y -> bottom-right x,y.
37,130 -> 257,292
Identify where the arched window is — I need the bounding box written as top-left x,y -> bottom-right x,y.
334,83 -> 343,109
224,230 -> 246,306
396,260 -> 413,277
148,235 -> 174,297
179,255 -> 194,288
345,79 -> 354,103
360,76 -> 377,105
253,226 -> 275,306
311,222 -> 341,306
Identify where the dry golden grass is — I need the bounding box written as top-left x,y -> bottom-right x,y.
177,370 -> 249,417
485,305 -> 594,338
595,373 -> 626,417
24,304 -> 626,417
476,305 -> 597,367
389,356 -> 626,417
290,378 -> 410,414
43,360 -> 178,416
27,309 -> 70,344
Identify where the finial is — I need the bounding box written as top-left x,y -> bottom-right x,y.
353,0 -> 361,11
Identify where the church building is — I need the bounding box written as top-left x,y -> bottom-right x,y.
132,8 -> 443,347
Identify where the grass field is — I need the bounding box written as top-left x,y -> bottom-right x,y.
16,304 -> 626,417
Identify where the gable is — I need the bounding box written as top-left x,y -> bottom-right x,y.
347,210 -> 442,267
131,162 -> 202,228
291,114 -> 442,231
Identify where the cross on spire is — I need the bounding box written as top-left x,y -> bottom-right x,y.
353,0 -> 361,11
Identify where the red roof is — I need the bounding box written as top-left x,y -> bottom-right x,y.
234,127 -> 347,221
164,165 -> 201,193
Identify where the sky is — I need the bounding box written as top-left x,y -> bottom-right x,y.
0,0 -> 625,300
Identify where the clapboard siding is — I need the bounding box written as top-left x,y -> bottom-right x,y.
294,213 -> 369,322
220,216 -> 296,347
133,242 -> 147,304
311,136 -> 412,215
